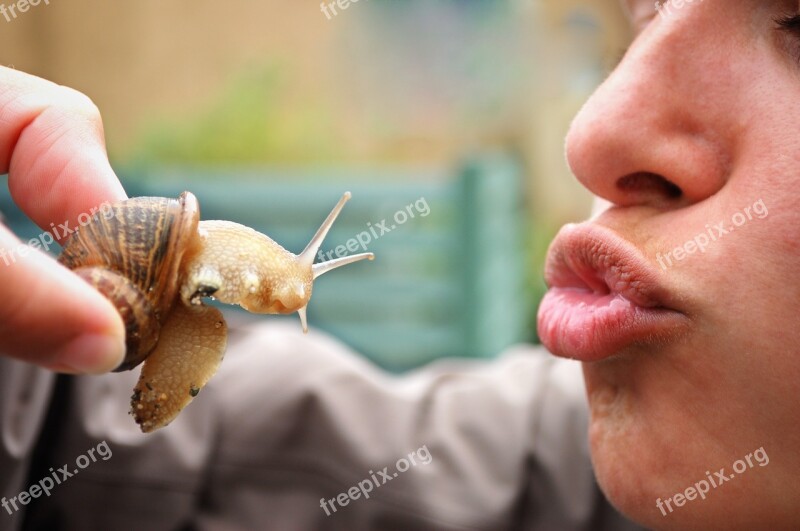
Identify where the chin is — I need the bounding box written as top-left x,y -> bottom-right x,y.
582,361 -> 787,530
581,358 -> 686,527
582,375 -> 664,528
587,415 -> 714,530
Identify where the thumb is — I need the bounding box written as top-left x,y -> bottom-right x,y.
0,223 -> 125,373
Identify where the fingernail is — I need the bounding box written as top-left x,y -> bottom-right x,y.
59,333 -> 126,374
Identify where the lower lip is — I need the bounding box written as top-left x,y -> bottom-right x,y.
537,287 -> 688,362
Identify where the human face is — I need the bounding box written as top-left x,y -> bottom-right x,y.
537,0 -> 800,528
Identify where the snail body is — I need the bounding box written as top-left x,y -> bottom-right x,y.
182,221 -> 312,315
59,191 -> 373,432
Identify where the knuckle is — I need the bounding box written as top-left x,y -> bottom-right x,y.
29,85 -> 107,144
49,86 -> 104,129
59,86 -> 100,115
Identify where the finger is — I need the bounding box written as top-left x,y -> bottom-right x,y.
0,223 -> 125,373
0,66 -> 127,372
0,66 -> 127,237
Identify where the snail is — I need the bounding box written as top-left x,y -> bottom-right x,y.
58,191 -> 373,433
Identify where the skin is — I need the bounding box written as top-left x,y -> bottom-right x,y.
558,0 -> 800,528
0,65 -> 126,374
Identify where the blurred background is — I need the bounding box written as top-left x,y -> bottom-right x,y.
0,0 -> 630,371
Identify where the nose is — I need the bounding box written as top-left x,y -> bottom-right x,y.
565,8 -> 730,210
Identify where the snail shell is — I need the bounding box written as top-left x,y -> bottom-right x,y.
59,192 -> 200,371
58,191 -> 373,432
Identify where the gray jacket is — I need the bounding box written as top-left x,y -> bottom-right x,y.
0,320 -> 643,531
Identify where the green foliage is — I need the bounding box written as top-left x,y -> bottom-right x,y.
129,65 -> 339,165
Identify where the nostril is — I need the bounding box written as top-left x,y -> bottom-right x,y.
617,172 -> 683,200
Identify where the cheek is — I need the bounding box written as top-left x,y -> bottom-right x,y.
695,167 -> 800,334
643,168 -> 799,323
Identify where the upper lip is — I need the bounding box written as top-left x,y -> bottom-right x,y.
544,223 -> 678,311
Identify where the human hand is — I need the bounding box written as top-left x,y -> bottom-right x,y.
0,66 -> 127,374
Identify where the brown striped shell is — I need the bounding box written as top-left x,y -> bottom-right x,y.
58,192 -> 200,371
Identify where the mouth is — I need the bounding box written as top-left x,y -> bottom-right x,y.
537,223 -> 689,362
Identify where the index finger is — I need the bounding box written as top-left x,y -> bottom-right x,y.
0,65 -> 127,234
